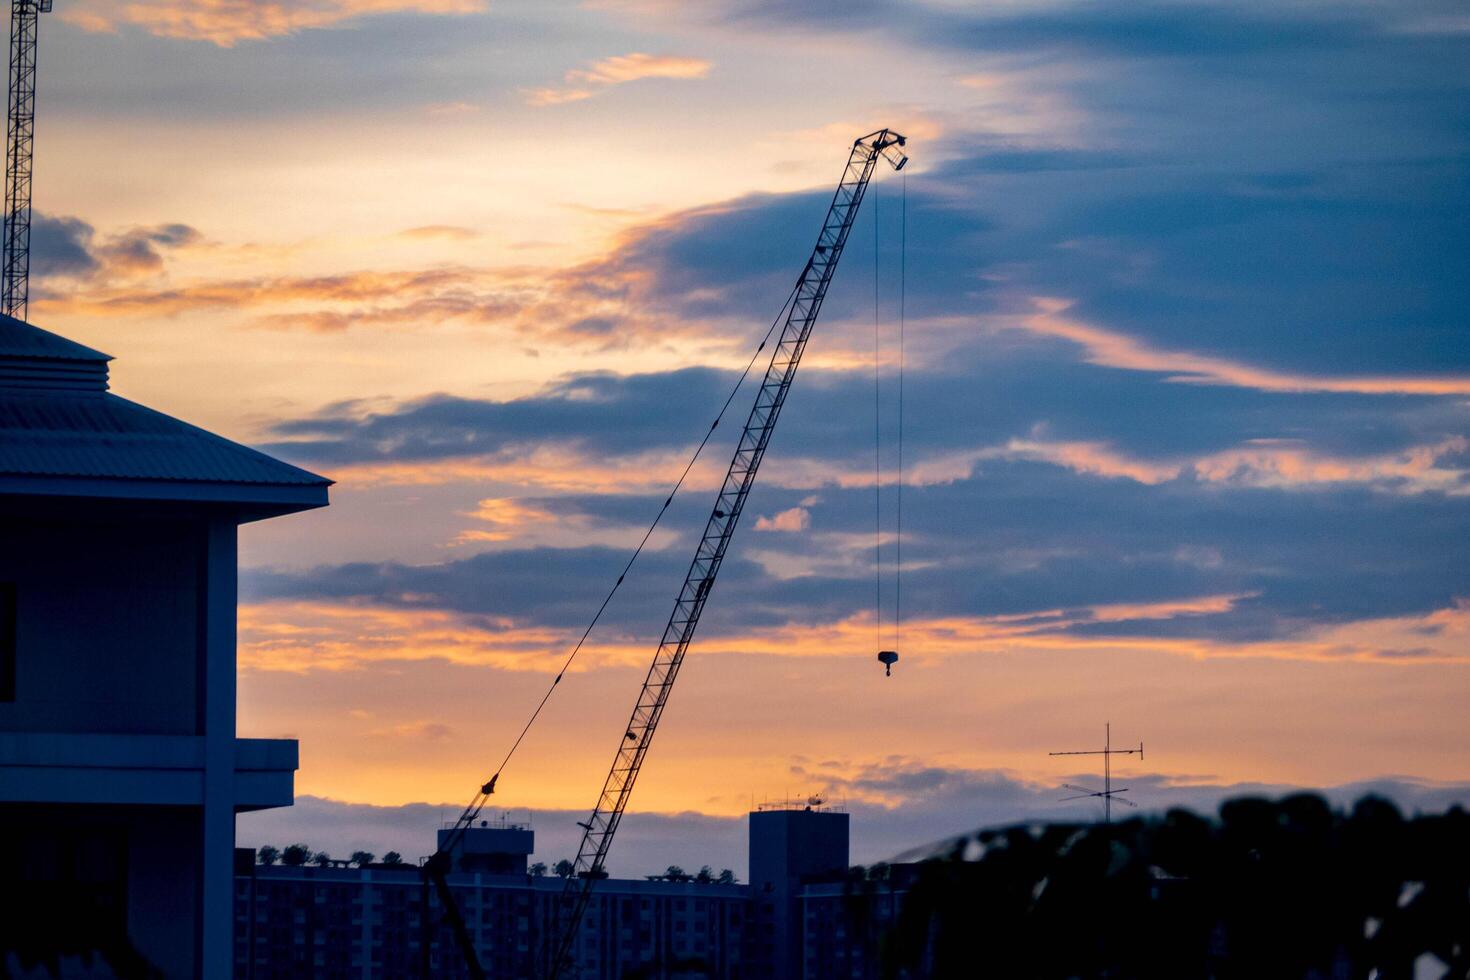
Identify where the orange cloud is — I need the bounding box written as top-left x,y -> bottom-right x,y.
60,0 -> 485,46
39,265 -> 532,331
298,429 -> 1468,502
319,446 -> 727,494
446,495 -> 677,551
526,52 -> 711,107
567,53 -> 712,86
704,597 -> 1470,666
32,221 -> 699,349
1020,298 -> 1470,396
1005,436 -> 1470,494
754,506 -> 811,532
366,719 -> 457,740
239,592 -> 1470,678
524,88 -> 597,108
238,601 -> 653,674
901,436 -> 1470,495
397,225 -> 479,240
453,497 -> 565,544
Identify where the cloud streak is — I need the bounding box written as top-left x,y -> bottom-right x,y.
60,0 -> 485,46
1019,299 -> 1470,397
525,52 -> 712,107
237,591 -> 1470,676
257,363 -> 1470,501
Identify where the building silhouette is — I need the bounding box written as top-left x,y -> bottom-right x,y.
748,806 -> 850,978
0,315 -> 330,976
236,806 -> 897,979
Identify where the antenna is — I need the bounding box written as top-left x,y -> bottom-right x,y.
1048,722 -> 1144,824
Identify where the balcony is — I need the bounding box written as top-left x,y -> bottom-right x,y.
0,732 -> 297,810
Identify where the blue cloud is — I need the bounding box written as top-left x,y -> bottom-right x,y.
29,213 -> 100,278
263,367 -> 737,464
244,451 -> 1470,651
262,350 -> 1469,508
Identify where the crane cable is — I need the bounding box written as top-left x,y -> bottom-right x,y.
897,172 -> 906,651
874,175 -> 909,654
469,274 -> 805,809
874,179 -> 883,653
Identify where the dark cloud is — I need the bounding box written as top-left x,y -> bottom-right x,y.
29,211 -> 202,284
245,543 -> 696,635
94,223 -> 204,275
243,451 -> 1470,651
605,149 -> 1470,377
710,0 -> 1383,57
263,367 -> 735,464
263,352 -> 1469,473
29,214 -> 101,278
569,0 -> 1470,378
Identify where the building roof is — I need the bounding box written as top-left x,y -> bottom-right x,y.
0,315 -> 330,517
0,313 -> 110,362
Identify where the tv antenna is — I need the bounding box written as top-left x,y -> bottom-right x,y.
1049,722 -> 1143,824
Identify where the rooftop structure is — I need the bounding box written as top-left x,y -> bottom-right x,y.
437,819 -> 535,876
0,315 -> 326,512
748,805 -> 851,979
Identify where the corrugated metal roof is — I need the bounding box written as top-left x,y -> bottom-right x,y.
0,392 -> 330,486
0,313 -> 110,362
0,318 -> 329,492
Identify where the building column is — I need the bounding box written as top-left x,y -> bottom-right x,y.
201,519 -> 238,978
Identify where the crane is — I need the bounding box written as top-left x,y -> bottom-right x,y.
3,0 -> 50,321
547,127 -> 907,979
418,128 -> 906,979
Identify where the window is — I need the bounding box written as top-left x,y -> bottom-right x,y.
0,583 -> 13,701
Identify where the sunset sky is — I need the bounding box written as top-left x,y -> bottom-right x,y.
28,0 -> 1470,871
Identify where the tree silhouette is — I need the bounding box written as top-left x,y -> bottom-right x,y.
554,859 -> 575,879
881,794 -> 1470,979
349,851 -> 375,868
695,865 -> 714,884
529,862 -> 548,877
381,851 -> 405,866
716,869 -> 737,885
256,845 -> 280,866
311,851 -> 332,867
280,844 -> 311,867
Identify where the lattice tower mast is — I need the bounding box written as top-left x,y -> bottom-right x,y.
2,0 -> 51,321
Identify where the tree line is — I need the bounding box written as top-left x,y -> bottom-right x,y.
255,845 -> 404,868
865,793 -> 1470,978
255,847 -> 738,884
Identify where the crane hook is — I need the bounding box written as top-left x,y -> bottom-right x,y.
877,650 -> 899,676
